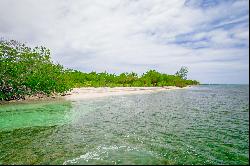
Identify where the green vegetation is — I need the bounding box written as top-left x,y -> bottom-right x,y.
64,69 -> 199,88
0,40 -> 71,101
0,39 -> 199,101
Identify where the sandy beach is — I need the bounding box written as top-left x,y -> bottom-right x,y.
0,86 -> 191,104
64,86 -> 190,100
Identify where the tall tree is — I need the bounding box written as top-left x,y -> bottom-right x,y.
175,66 -> 188,80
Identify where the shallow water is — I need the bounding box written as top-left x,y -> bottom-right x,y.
0,85 -> 249,165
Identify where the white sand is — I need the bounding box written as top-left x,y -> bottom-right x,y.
64,86 -> 190,100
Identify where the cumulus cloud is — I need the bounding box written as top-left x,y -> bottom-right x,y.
0,0 -> 249,84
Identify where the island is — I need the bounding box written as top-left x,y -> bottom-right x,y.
0,39 -> 199,103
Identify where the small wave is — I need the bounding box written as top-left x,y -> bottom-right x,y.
63,145 -> 137,165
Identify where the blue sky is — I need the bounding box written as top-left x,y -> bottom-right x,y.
0,0 -> 249,84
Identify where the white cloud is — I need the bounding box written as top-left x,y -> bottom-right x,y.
0,0 -> 249,84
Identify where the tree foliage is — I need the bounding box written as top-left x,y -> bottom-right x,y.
0,39 -> 199,101
175,66 -> 188,80
0,39 -> 71,101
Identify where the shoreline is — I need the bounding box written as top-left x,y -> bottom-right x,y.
64,86 -> 191,101
0,94 -> 64,105
0,86 -> 192,104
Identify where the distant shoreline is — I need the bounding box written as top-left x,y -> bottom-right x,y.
0,86 -> 192,104
64,86 -> 191,101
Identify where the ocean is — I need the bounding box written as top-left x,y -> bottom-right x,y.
0,85 -> 249,164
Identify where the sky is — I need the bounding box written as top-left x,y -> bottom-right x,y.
0,0 -> 249,84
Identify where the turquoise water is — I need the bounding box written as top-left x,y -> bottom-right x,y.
0,85 -> 249,165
